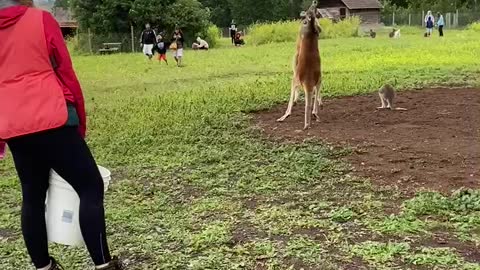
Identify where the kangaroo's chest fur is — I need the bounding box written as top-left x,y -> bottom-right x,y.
294,35 -> 321,89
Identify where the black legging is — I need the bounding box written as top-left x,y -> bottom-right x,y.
7,126 -> 111,268
230,31 -> 236,44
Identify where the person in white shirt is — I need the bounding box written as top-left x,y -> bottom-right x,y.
192,37 -> 209,50
424,11 -> 435,37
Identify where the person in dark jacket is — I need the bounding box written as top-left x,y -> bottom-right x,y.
229,20 -> 237,45
425,11 -> 435,37
140,23 -> 156,60
0,1 -> 124,269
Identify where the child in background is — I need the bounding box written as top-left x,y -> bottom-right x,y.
425,11 -> 435,37
156,35 -> 168,65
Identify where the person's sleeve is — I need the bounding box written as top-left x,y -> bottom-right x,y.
43,12 -> 86,138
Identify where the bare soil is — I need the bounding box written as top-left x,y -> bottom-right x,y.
253,88 -> 480,194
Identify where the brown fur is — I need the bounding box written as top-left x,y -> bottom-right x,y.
378,84 -> 408,111
277,2 -> 322,130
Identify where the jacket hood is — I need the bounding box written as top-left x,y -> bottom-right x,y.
0,5 -> 28,29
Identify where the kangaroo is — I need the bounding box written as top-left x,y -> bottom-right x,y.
378,84 -> 408,111
277,0 -> 322,130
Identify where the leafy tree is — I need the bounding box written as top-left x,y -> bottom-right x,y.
71,0 -> 209,40
199,0 -> 232,27
53,0 -> 71,9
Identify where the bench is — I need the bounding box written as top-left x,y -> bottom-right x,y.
98,43 -> 122,54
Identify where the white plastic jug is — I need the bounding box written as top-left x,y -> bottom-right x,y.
45,166 -> 111,246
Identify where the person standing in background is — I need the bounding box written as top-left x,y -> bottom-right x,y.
425,11 -> 435,37
140,23 -> 156,60
229,20 -> 237,45
0,0 -> 124,269
437,12 -> 445,37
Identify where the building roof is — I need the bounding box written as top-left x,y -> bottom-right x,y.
341,0 -> 382,9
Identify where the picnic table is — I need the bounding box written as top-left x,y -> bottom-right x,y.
99,42 -> 122,54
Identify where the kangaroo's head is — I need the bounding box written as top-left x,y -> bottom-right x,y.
300,0 -> 321,37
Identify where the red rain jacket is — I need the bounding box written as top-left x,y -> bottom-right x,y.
0,6 -> 86,157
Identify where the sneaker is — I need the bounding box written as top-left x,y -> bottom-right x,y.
48,257 -> 64,270
97,256 -> 125,270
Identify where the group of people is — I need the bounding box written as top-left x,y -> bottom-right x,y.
140,23 -> 196,67
425,10 -> 445,37
229,20 -> 245,46
140,24 -> 211,66
369,11 -> 445,39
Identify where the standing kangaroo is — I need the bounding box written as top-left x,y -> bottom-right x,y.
277,1 -> 322,130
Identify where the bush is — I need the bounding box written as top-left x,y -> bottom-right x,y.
248,17 -> 361,46
467,22 -> 480,32
201,25 -> 221,48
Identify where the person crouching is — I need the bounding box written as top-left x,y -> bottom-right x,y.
192,37 -> 209,50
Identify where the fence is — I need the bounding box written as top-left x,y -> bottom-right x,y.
381,11 -> 480,27
72,26 -> 139,54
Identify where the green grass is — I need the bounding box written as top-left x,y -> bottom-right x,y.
1,30 -> 480,269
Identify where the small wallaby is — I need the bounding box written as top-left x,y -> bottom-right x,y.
378,84 -> 408,111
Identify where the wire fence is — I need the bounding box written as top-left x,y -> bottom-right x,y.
71,27 -> 248,54
71,27 -> 139,54
381,10 -> 480,27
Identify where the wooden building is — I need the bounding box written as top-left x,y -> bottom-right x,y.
317,0 -> 382,24
37,2 -> 78,37
52,7 -> 79,36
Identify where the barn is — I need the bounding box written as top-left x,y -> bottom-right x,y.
52,7 -> 79,37
37,2 -> 78,37
317,0 -> 382,24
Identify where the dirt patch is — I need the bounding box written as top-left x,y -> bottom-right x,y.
253,88 -> 480,194
414,231 -> 480,263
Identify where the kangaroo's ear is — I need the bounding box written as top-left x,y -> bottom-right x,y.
300,11 -> 307,18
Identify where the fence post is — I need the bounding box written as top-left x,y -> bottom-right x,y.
131,25 -> 135,53
76,28 -> 79,49
392,11 -> 395,26
88,28 -> 92,54
456,9 -> 459,27
408,14 -> 411,26
422,10 -> 425,27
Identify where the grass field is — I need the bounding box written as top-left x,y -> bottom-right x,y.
1,30 -> 480,269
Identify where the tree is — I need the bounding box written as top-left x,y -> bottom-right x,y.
199,0 -> 232,27
227,0 -> 296,25
71,0 -> 210,43
54,0 -> 71,9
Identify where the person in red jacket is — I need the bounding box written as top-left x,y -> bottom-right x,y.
0,1 -> 124,269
